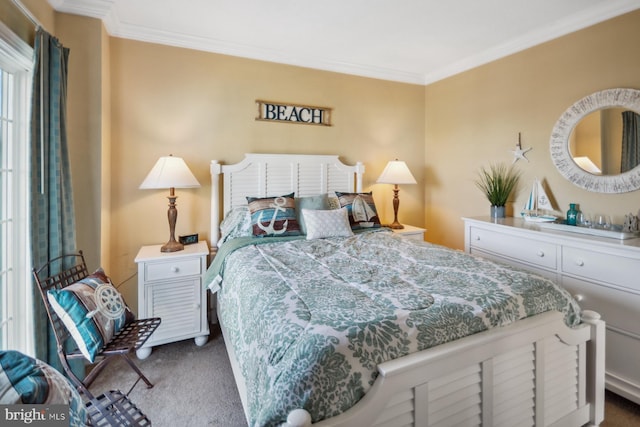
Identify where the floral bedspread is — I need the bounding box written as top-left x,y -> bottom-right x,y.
205,230 -> 581,427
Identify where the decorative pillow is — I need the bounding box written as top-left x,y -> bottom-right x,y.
247,192 -> 301,237
302,208 -> 354,240
47,269 -> 132,363
295,194 -> 330,234
327,193 -> 341,210
218,206 -> 252,247
335,191 -> 381,230
0,350 -> 88,425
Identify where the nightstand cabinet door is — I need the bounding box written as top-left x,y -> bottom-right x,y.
144,277 -> 202,341
135,241 -> 210,359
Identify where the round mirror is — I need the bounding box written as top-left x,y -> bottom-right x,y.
550,88 -> 640,193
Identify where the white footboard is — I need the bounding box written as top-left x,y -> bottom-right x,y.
285,310 -> 605,427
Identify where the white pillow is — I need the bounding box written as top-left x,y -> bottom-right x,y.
302,207 -> 354,240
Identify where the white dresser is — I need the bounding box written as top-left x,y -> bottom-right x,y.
463,216 -> 640,405
134,241 -> 210,359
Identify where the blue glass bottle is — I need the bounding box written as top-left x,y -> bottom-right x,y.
566,203 -> 579,226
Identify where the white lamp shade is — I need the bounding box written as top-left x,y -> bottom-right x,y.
376,160 -> 417,185
139,155 -> 201,189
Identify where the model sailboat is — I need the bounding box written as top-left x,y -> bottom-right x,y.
521,178 -> 558,222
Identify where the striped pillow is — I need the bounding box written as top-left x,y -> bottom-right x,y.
335,191 -> 381,230
247,193 -> 301,237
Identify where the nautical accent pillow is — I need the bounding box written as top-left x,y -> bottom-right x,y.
47,269 -> 133,363
247,193 -> 301,237
302,208 -> 354,240
295,194 -> 330,234
0,350 -> 89,425
335,191 -> 381,230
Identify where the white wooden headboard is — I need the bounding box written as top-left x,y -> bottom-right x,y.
210,153 -> 365,246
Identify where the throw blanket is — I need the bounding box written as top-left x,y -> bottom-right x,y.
205,230 -> 581,427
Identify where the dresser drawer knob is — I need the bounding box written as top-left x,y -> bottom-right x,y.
536,250 -> 544,257
475,236 -> 481,241
171,266 -> 180,273
573,294 -> 584,302
575,259 -> 584,267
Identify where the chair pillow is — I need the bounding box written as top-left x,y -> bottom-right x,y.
47,269 -> 132,363
302,208 -> 354,240
0,350 -> 88,425
335,191 -> 382,230
247,192 -> 301,237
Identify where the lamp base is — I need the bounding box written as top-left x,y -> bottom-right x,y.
161,239 -> 184,252
387,221 -> 404,229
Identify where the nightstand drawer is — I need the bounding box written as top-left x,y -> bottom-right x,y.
144,258 -> 201,282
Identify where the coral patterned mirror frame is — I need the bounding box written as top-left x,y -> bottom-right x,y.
549,88 -> 640,193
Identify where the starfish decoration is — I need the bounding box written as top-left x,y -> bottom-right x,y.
511,133 -> 532,163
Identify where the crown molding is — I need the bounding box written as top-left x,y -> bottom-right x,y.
50,0 -> 640,86
423,1 -> 640,84
48,0 -> 114,18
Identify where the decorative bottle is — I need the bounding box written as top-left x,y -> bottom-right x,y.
566,203 -> 579,226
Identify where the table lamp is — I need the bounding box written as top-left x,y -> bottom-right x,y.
376,159 -> 416,229
140,155 -> 200,252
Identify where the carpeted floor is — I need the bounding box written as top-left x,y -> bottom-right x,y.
89,324 -> 247,426
89,323 -> 640,427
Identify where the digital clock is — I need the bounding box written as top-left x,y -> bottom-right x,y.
179,234 -> 198,245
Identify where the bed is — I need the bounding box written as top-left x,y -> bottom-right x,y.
205,153 -> 605,427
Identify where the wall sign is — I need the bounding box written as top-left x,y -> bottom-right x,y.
256,100 -> 332,126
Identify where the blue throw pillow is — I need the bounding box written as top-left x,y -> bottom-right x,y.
295,194 -> 330,234
0,350 -> 88,426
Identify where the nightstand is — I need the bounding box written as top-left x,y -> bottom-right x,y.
391,224 -> 426,241
134,241 -> 210,359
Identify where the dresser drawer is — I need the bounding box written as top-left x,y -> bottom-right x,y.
562,276 -> 640,336
469,226 -> 557,270
144,257 -> 202,282
562,246 -> 640,291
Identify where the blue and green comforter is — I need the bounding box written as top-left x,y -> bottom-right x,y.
205,230 -> 581,427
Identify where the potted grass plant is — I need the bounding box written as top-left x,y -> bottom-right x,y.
474,163 -> 521,218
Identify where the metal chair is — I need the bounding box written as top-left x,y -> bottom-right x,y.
32,251 -> 161,397
84,389 -> 152,426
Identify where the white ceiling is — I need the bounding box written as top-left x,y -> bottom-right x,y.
49,0 -> 640,85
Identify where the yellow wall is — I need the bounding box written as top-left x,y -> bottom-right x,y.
54,14 -> 106,275
107,39 -> 425,305
425,10 -> 640,249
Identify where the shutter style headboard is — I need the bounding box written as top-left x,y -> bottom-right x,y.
210,153 -> 364,246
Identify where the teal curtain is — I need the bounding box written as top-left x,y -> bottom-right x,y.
621,111 -> 640,173
29,28 -> 78,375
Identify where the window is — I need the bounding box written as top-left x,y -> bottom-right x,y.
0,22 -> 33,354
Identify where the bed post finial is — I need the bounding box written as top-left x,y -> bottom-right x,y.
286,409 -> 312,427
